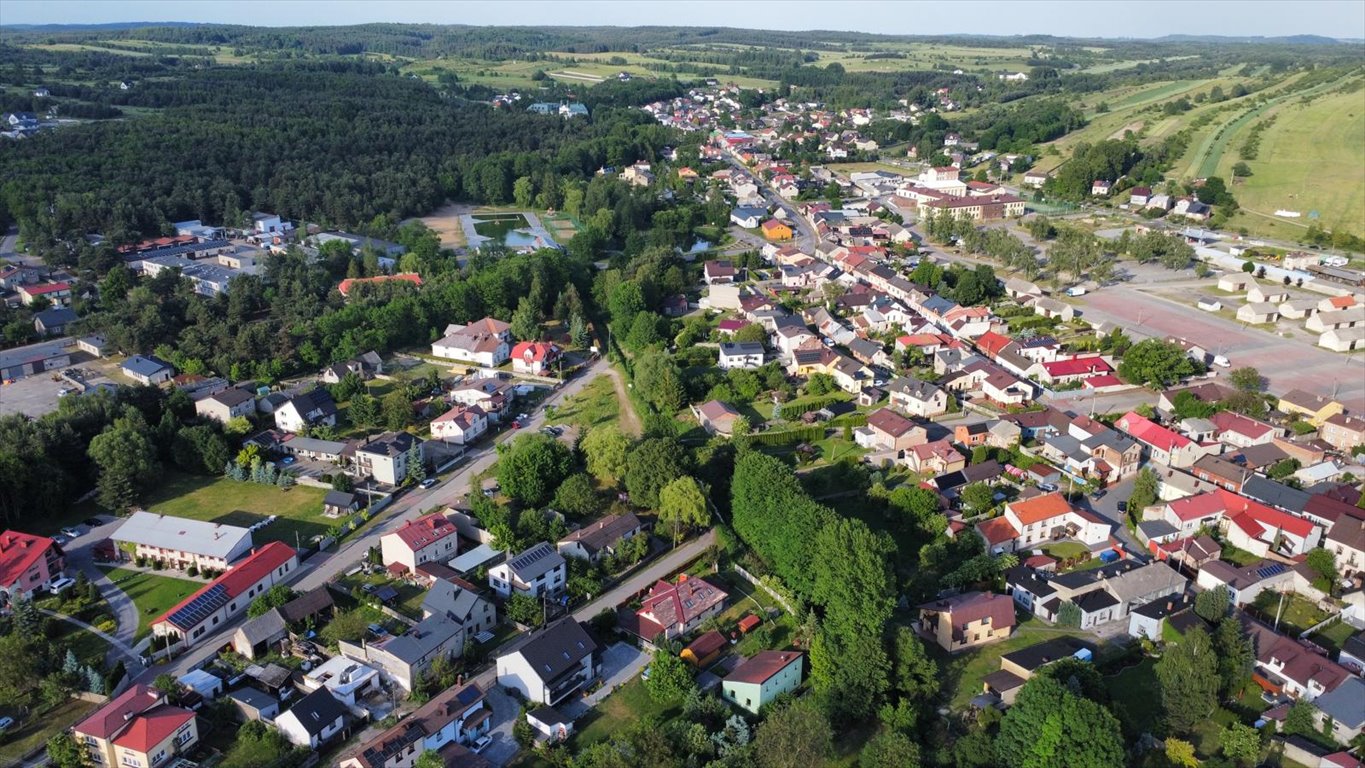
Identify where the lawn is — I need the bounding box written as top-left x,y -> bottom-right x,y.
0,698 -> 98,764
142,472 -> 329,548
1218,543 -> 1263,568
97,566 -> 204,641
545,375 -> 624,432
934,617 -> 1089,710
1105,657 -> 1161,738
1308,619 -> 1357,655
1250,591 -> 1329,636
571,677 -> 680,748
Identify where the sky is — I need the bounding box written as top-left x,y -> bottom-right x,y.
3,0 -> 1364,39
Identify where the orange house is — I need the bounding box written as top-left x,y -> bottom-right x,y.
760,219 -> 793,241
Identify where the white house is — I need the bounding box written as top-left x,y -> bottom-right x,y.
353,431 -> 424,487
151,542 -> 299,650
496,619 -> 599,706
430,404 -> 489,445
380,513 -> 459,575
488,542 -> 566,599
431,318 -> 513,367
301,656 -> 381,708
718,342 -> 765,370
111,511 -> 254,571
721,651 -> 804,715
274,388 -> 339,433
275,688 -> 348,748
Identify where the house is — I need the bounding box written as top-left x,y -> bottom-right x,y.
1313,677 -> 1365,744
381,513 -> 459,575
1127,592 -> 1196,641
903,439 -> 967,475
1031,296 -> 1076,322
1237,303 -> 1280,324
420,579 -> 496,642
761,219 -> 793,241
1210,410 -> 1279,447
111,511 -> 254,571
231,588 -> 334,660
430,404 -> 488,445
0,530 -> 64,605
1196,559 -> 1294,606
634,574 -> 728,641
122,354 -> 175,385
980,492 -> 1112,554
718,342 -> 765,370
704,260 -> 740,286
488,542 -> 566,599
302,656 -> 381,707
1320,326 -> 1365,352
886,376 -> 949,418
431,318 -> 513,368
274,388 -> 339,432
1321,413 -> 1365,452
17,281 -> 72,307
1326,516 -> 1365,578
1037,357 -> 1113,385
1191,454 -> 1253,491
511,341 -> 562,376
681,630 -> 727,668
32,306 -> 77,335
73,684 -> 198,768
194,387 -> 257,424
1090,180 -> 1112,197
151,542 -> 299,649
526,706 -> 574,745
695,399 -> 742,436
722,651 -> 804,715
1197,297 -> 1223,312
918,592 -> 1016,652
1279,390 -> 1344,427
1022,170 -> 1049,188
1250,622 -> 1351,702
982,636 -> 1095,706
1247,283 -> 1290,305
557,513 -> 643,564
1004,277 -> 1042,299
730,207 -> 767,229
496,619 -> 600,706
1161,489 -> 1321,556
1129,187 -> 1152,206
855,408 -> 927,452
227,687 -> 280,722
354,431 -> 424,486
275,688 -> 349,748
360,612 -> 468,691
954,421 -> 991,448
1116,410 -> 1207,468
338,682 -> 491,768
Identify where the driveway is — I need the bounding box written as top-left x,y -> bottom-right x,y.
566,642 -> 647,715
571,530 -> 717,623
1074,474 -> 1145,559
59,516 -> 144,664
477,686 -> 522,767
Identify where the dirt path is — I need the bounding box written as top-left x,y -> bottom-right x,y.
604,364 -> 643,437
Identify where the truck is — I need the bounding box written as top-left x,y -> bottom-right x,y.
1212,355 -> 1231,368
1065,286 -> 1087,297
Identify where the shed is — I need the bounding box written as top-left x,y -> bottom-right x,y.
737,614 -> 762,634
228,687 -> 281,722
681,630 -> 728,668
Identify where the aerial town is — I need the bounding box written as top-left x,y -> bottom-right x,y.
0,7 -> 1363,768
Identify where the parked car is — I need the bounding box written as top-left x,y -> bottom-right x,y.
1117,501 -> 1128,513
51,535 -> 69,546
83,517 -> 104,527
366,623 -> 387,636
419,478 -> 438,489
471,735 -> 493,753
510,420 -> 521,429
49,576 -> 77,595
1090,490 -> 1107,500
279,456 -> 296,465
0,716 -> 14,732
1039,483 -> 1059,492
60,526 -> 81,538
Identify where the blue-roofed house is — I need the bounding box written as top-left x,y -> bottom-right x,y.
121,354 -> 175,386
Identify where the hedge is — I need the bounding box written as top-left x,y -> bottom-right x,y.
753,425 -> 826,445
776,395 -> 845,420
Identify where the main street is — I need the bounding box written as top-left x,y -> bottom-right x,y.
721,152 -> 817,254
133,356 -> 614,682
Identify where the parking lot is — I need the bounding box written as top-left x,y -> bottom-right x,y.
0,371 -> 71,417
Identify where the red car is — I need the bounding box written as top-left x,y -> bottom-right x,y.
510,420 -> 521,429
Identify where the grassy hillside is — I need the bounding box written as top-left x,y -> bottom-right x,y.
1223,83 -> 1365,239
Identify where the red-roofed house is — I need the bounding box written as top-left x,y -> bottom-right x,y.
1036,356 -> 1114,385
337,272 -> 423,299
73,684 -> 198,768
917,592 -> 1016,651
635,574 -> 728,641
716,318 -> 747,336
0,530 -> 64,605
896,333 -> 952,356
903,439 -> 967,475
510,341 -> 562,376
722,651 -> 805,714
151,541 -> 299,649
381,513 -> 459,574
1116,411 -> 1208,467
855,408 -> 928,451
1162,489 -> 1322,556
1209,411 -> 1279,447
430,404 -> 488,445
704,260 -> 738,285
986,492 -> 1112,553
1249,622 -> 1351,702
17,281 -> 73,307
975,330 -> 1014,359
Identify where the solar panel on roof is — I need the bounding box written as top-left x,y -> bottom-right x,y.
168,583 -> 230,629
1256,563 -> 1287,580
454,685 -> 481,706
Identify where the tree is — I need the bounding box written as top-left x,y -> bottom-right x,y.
1241,260 -> 1256,273
414,752 -> 445,768
404,442 -> 426,485
88,417 -> 161,511
891,626 -> 940,702
152,673 -> 181,697
1229,366 -> 1263,392
634,354 -> 686,413
47,733 -> 88,768
753,699 -> 833,768
1305,548 -> 1338,592
320,608 -> 372,646
810,627 -> 890,721
172,425 -> 231,475
624,437 -> 688,509
1164,738 -> 1199,768
552,473 -> 599,518
1195,585 -> 1231,622
657,476 -> 710,546
1118,338 -> 1201,387
505,593 -> 543,627
960,482 -> 996,513
248,584 -> 297,618
997,674 -> 1124,768
569,313 -> 590,348
496,433 -> 575,507
734,323 -> 768,344
1219,722 -> 1261,767
1127,468 -> 1158,518
860,730 -> 920,768
382,388 -> 413,431
582,425 -> 630,485
645,645 -> 694,703
1156,625 -> 1219,734
1214,618 -> 1254,699
1284,700 -> 1317,737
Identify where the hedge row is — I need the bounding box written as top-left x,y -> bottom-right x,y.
775,395 -> 846,420
752,425 -> 827,445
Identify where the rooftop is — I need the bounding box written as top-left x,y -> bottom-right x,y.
726,650 -> 803,685
111,510 -> 253,560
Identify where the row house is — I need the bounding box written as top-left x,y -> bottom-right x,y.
1116,411 -> 1213,468
1157,489 -> 1322,557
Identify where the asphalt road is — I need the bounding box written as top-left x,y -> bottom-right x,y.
722,153 -> 816,254
1073,473 -> 1143,558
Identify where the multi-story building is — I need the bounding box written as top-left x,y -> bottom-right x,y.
496,619 -> 600,706
721,651 -> 805,715
488,542 -> 566,599
380,513 -> 459,575
151,542 -> 299,649
0,530 -> 64,604
353,432 -> 424,486
111,511 -> 254,571
338,682 -> 491,768
431,318 -> 512,368
72,684 -> 198,768
917,591 -> 1016,652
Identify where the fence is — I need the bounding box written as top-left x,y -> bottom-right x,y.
732,564 -> 797,616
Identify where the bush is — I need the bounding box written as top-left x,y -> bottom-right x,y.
751,426 -> 826,446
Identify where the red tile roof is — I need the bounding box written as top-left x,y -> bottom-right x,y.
510,341 -> 560,364
1083,374 -> 1124,389
975,330 -> 1013,358
0,530 -> 58,590
683,630 -> 727,660
726,651 -> 803,685
1041,357 -> 1113,377
638,574 -> 728,631
866,408 -> 919,438
155,541 -> 296,629
111,704 -> 195,754
75,685 -> 162,740
391,513 -> 458,552
1008,492 -> 1074,525
1117,411 -> 1193,452
919,592 -> 1016,637
22,281 -> 71,295
978,516 -> 1020,546
1169,490 -> 1316,539
1210,411 -> 1275,440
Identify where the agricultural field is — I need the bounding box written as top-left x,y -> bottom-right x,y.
808,43 -> 1040,74
1221,84 -> 1365,240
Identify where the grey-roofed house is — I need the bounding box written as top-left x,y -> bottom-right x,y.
495,619 -> 600,706
227,687 -> 281,722
1128,592 -> 1195,641
121,354 -> 175,385
1312,676 -> 1365,744
1241,475 -> 1312,515
557,513 -> 643,564
323,490 -> 361,518
194,387 -> 257,424
231,608 -> 289,660
275,688 -> 349,748
33,307 -> 78,335
488,541 -> 566,599
111,510 -> 254,571
420,579 -> 496,643
358,612 -> 467,692
983,636 -> 1095,706
274,388 -> 339,432
353,431 -> 424,487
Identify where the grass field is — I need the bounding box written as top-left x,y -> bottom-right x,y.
546,375 -> 625,432
97,566 -> 203,640
571,677 -> 679,748
143,472 -> 329,548
1223,83 -> 1365,239
0,698 -> 98,765
1105,658 -> 1161,738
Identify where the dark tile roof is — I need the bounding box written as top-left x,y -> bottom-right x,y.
501,619 -> 597,684
285,688 -> 347,736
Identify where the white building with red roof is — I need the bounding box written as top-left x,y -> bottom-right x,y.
510,341 -> 562,376
1035,356 -> 1114,385
73,684 -> 198,768
17,281 -> 72,307
634,574 -> 728,641
430,404 -> 488,445
381,513 -> 459,574
431,317 -> 513,368
0,529 -> 64,605
1116,410 -> 1210,468
151,541 -> 299,649
978,492 -> 1112,554
1161,489 -> 1322,557
1209,410 -> 1280,447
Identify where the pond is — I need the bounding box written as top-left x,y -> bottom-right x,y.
471,213 -> 543,248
